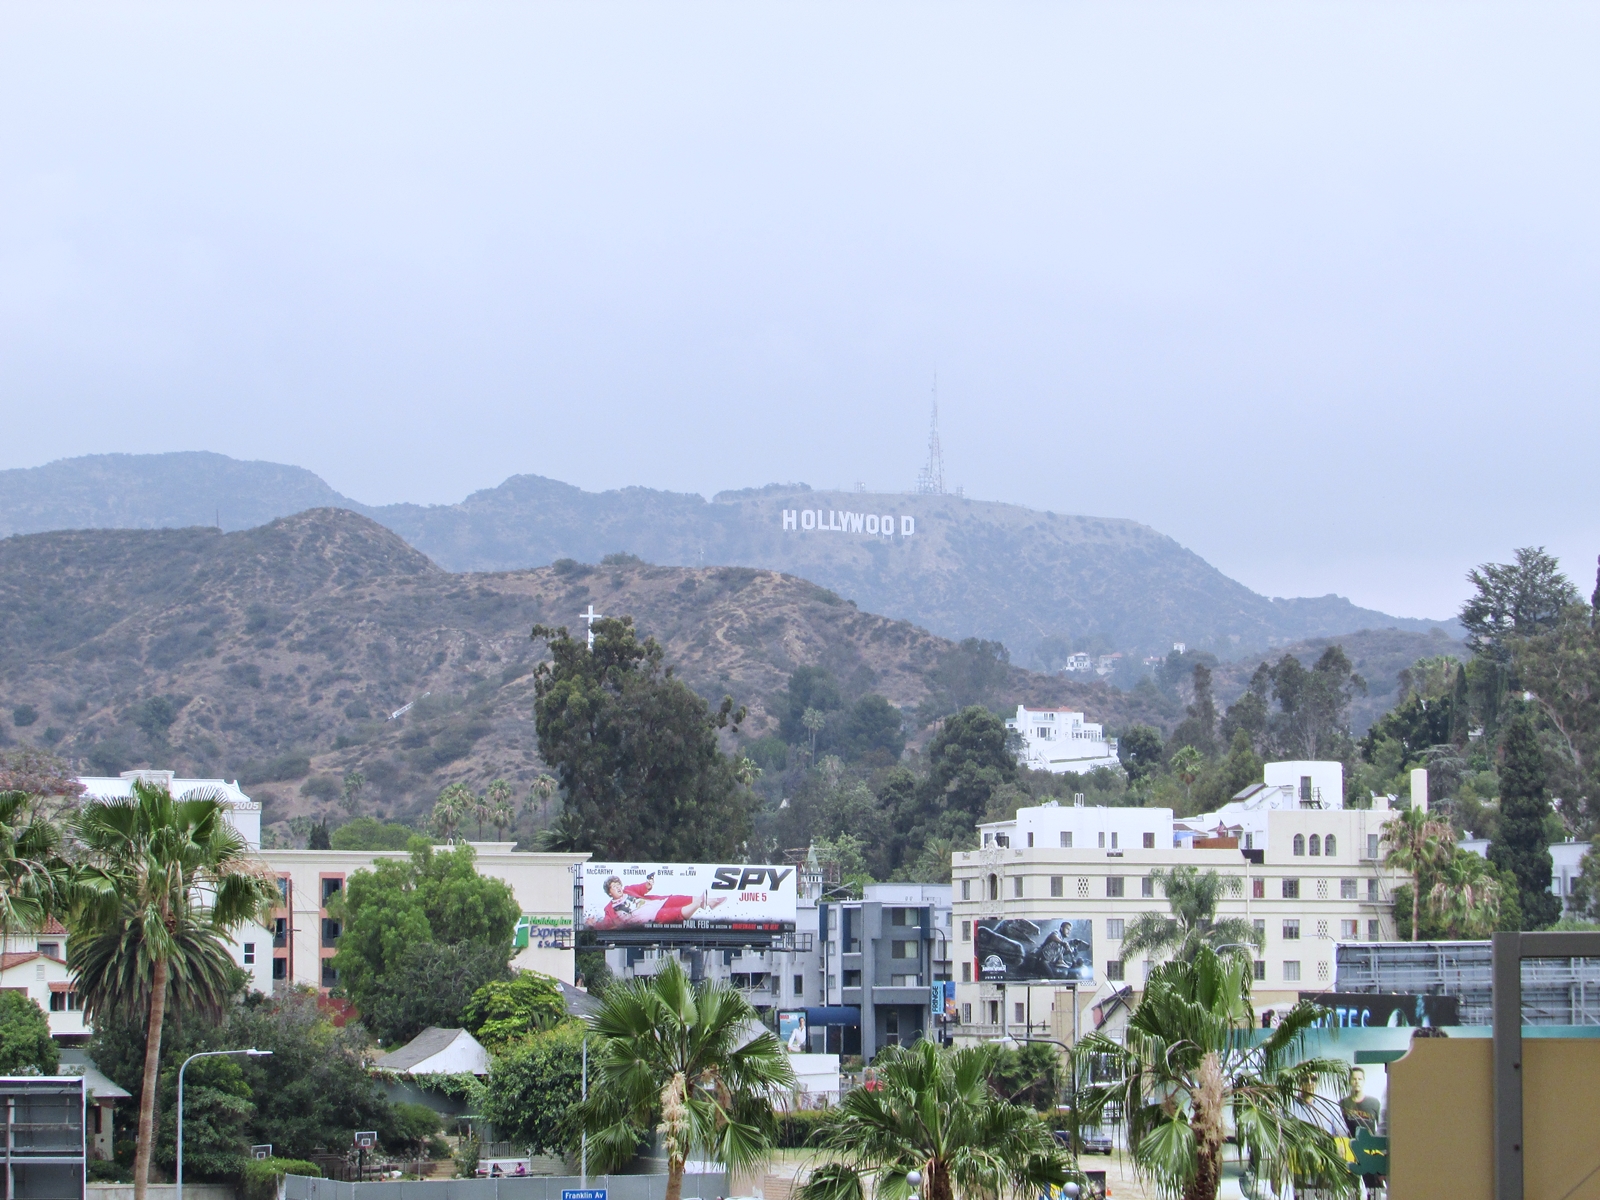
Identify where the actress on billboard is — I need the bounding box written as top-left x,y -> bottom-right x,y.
594,874 -> 728,929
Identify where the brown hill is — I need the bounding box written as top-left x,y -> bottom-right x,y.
0,510 -> 1166,844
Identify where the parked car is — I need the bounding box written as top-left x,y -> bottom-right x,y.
1052,1126 -> 1114,1155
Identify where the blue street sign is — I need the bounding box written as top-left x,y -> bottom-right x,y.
563,1191 -> 607,1200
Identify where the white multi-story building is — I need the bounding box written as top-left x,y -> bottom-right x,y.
1004,705 -> 1122,775
951,762 -> 1411,1048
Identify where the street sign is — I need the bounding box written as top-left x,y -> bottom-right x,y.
563,1190 -> 607,1200
354,1131 -> 377,1149
251,1146 -> 273,1160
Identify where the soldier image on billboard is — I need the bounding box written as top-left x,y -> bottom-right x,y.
976,918 -> 1093,983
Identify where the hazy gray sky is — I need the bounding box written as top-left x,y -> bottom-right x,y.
2,2 -> 1596,619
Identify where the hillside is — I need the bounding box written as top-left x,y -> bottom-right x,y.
0,454 -> 1459,664
0,511 -> 1165,843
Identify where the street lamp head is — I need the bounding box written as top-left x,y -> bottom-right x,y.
1064,1184 -> 1081,1199
244,1049 -> 273,1057
906,1171 -> 922,1188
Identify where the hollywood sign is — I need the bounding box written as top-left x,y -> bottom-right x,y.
781,509 -> 915,536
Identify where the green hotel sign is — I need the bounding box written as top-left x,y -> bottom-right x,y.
514,913 -> 574,950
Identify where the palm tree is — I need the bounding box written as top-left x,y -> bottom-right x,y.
1076,946 -> 1353,1200
67,782 -> 279,1200
0,789 -> 69,953
1170,745 -> 1205,803
577,958 -> 796,1200
1427,849 -> 1504,938
802,707 -> 826,762
797,1039 -> 1068,1200
485,779 -> 515,840
431,783 -> 472,841
1122,866 -> 1262,965
1382,806 -> 1454,941
471,787 -> 492,840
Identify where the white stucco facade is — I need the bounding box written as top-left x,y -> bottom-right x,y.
1004,705 -> 1122,774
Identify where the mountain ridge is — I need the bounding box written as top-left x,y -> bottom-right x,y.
0,452 -> 1459,663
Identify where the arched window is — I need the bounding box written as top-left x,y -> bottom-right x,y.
1293,834 -> 1305,856
1309,835 -> 1322,856
1324,834 -> 1336,858
988,874 -> 999,901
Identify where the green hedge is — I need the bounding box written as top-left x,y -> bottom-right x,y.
775,1109 -> 832,1149
241,1157 -> 322,1200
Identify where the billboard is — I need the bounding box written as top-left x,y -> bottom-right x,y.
778,1010 -> 809,1053
976,918 -> 1094,984
1298,992 -> 1459,1029
580,862 -> 797,936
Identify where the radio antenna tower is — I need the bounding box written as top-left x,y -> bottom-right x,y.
915,375 -> 946,495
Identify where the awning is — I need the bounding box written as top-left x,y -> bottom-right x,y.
802,1006 -> 860,1027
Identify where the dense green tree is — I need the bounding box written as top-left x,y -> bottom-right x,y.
0,788 -> 69,953
1217,666 -> 1271,753
531,617 -> 754,860
1449,663 -> 1472,745
307,820 -> 331,849
577,959 -> 794,1200
1512,605 -> 1600,824
986,1041 -> 1065,1110
1076,947 -> 1351,1200
775,666 -> 844,744
1216,730 -> 1264,800
920,639 -> 1011,721
329,817 -> 417,851
1359,691 -> 1455,773
1489,716 -> 1562,929
795,1040 -> 1066,1200
482,1020 -> 586,1155
330,841 -> 520,1042
0,990 -> 59,1074
1265,647 -> 1366,761
894,707 -> 1017,864
1382,807 -> 1455,941
1460,547 -> 1580,662
463,970 -> 568,1049
1167,664 -> 1218,757
69,783 -> 279,1200
840,694 -> 907,763
1117,725 -> 1164,783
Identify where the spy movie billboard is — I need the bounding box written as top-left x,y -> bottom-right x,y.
580,862 -> 797,938
976,918 -> 1094,984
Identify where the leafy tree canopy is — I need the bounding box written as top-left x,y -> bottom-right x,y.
0,991 -> 58,1074
531,617 -> 755,860
1488,715 -> 1563,929
1461,546 -> 1580,662
481,1019 -> 586,1157
463,970 -> 568,1049
330,817 -> 418,851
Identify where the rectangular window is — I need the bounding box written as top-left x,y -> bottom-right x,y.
277,877 -> 290,903
961,879 -> 971,900
320,960 -> 338,988
1143,832 -> 1155,848
1107,918 -> 1124,940
1111,832 -> 1120,849
272,957 -> 287,981
1027,832 -> 1034,847
1341,920 -> 1359,939
1368,878 -> 1380,901
843,970 -> 862,987
243,942 -> 256,965
1050,876 -> 1064,898
1105,960 -> 1125,981
321,877 -> 343,903
1098,832 -> 1106,848
1106,876 -> 1125,898
321,917 -> 341,946
36,942 -> 59,959
793,974 -> 804,996
1254,918 -> 1266,938
892,939 -> 917,959
1283,920 -> 1301,940
961,920 -> 972,942
962,1002 -> 972,1024
1368,919 -> 1381,940
1367,833 -> 1380,859
1283,961 -> 1301,982
828,974 -> 837,992
1282,879 -> 1300,899
1013,876 -> 1024,898
961,962 -> 972,983
1142,876 -> 1155,898
1252,878 -> 1265,899
1341,878 -> 1358,899
272,917 -> 288,947
988,1000 -> 1000,1024
1060,831 -> 1073,848
1253,960 -> 1266,980
1014,1002 -> 1026,1023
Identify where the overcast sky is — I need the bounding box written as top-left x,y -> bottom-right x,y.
2,2 -> 1596,620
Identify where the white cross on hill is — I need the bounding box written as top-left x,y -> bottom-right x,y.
580,604 -> 603,650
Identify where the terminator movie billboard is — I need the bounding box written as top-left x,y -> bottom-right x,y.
976,918 -> 1094,984
580,862 -> 797,937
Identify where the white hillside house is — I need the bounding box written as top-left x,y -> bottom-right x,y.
1005,705 -> 1121,775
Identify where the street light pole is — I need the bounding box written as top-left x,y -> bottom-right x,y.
178,1049 -> 272,1200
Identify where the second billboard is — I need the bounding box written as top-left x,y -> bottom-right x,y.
976,918 -> 1094,984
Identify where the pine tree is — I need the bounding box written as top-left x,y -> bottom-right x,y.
1487,716 -> 1561,929
1449,664 -> 1471,745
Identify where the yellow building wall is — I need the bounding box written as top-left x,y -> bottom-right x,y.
1388,1037 -> 1600,1200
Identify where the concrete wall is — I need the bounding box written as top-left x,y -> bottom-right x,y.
89,1185 -> 236,1200
1388,1036 -> 1600,1200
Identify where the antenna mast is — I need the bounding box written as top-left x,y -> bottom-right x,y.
916,375 -> 945,495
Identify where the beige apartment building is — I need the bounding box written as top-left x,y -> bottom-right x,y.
951,763 -> 1412,1046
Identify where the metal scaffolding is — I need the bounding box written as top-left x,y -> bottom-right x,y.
1336,940 -> 1600,1025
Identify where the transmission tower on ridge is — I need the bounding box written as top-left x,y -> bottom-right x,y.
915,376 -> 946,495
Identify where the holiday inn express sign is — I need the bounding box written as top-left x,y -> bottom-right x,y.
782,509 -> 915,536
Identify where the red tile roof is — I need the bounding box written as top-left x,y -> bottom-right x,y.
1,952 -> 43,970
